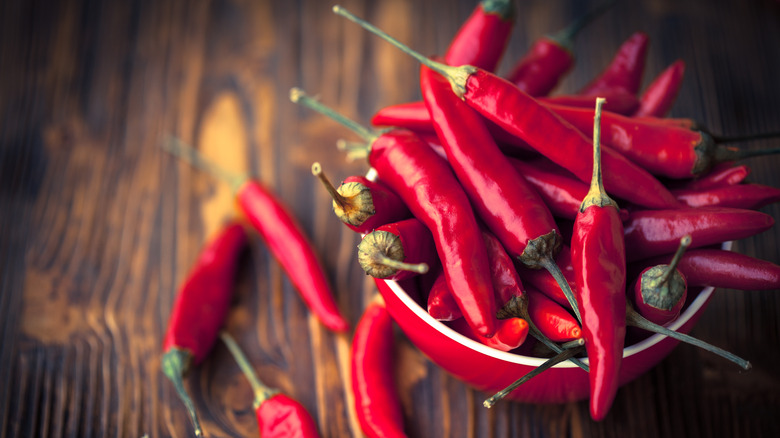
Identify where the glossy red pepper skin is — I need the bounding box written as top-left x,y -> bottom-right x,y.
542,89 -> 640,116
623,207 -> 775,262
461,69 -> 680,209
352,300 -> 406,438
422,65 -> 561,265
368,129 -> 497,336
336,175 -> 412,234
526,287 -> 582,343
427,270 -> 462,321
633,59 -> 686,117
449,317 -> 529,352
506,37 -> 574,97
679,163 -> 750,191
508,157 -> 588,221
444,0 -> 514,72
481,229 -> 525,309
571,199 -> 627,422
517,245 -> 576,310
256,393 -> 321,438
358,218 -> 438,281
672,183 -> 780,210
579,32 -> 649,96
163,222 -> 248,363
637,249 -> 780,291
237,181 -> 349,332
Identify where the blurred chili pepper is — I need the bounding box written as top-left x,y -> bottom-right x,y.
633,59 -> 686,117
676,163 -> 750,191
542,89 -> 639,115
635,248 -> 780,291
672,183 -> 780,210
445,0 -> 515,71
162,138 -> 350,333
570,98 -> 626,421
631,236 -> 691,326
526,286 -> 582,343
579,32 -> 648,97
220,332 -> 321,438
162,221 -> 248,437
623,206 -> 775,262
292,89 -> 497,337
352,297 -> 407,438
357,218 -> 437,281
311,162 -> 411,234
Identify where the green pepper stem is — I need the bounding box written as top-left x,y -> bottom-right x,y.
336,139 -> 371,161
711,130 -> 780,144
161,136 -> 247,193
311,162 -> 348,210
483,345 -> 586,408
714,144 -> 780,162
658,235 -> 692,288
290,88 -> 379,144
547,0 -> 616,50
332,5 -> 476,98
219,331 -> 278,407
625,304 -> 752,371
539,257 -> 582,324
161,348 -> 204,437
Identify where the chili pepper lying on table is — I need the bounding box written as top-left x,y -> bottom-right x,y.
633,59 -> 686,117
311,162 -> 411,234
333,6 -> 681,210
162,221 -> 248,437
352,297 -> 407,438
631,236 -> 691,326
220,332 -> 321,438
577,31 -> 648,97
357,218 -> 437,281
291,90 -> 498,337
162,138 -> 350,333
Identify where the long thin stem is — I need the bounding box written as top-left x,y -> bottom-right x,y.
161,349 -> 203,437
162,136 -> 247,192
711,130 -> 780,144
219,331 -> 277,406
311,162 -> 348,210
539,256 -> 582,324
290,88 -> 378,143
658,235 -> 691,287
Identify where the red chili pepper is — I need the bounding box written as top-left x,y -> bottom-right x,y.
352,298 -> 406,438
570,98 -> 626,421
220,332 -> 321,438
672,183 -> 780,210
635,248 -> 780,291
427,269 -> 462,321
444,0 -> 515,72
542,88 -> 640,115
311,162 -> 411,234
162,139 -> 350,333
578,32 -> 649,97
526,286 -> 582,343
623,206 -> 775,262
677,163 -> 750,191
161,221 -> 248,437
633,59 -> 686,117
357,218 -> 437,281
516,244 -> 576,310
292,89 -> 497,337
449,316 -> 529,352
631,235 -> 691,326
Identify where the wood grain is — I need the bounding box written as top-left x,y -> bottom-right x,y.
2,0 -> 780,437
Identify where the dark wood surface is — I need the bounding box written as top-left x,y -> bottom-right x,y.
3,0 -> 780,436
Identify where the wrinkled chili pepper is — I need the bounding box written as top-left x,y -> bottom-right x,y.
578,31 -> 649,97
444,0 -> 515,71
220,332 -> 321,438
635,248 -> 780,291
672,183 -> 780,210
352,297 -> 406,438
570,97 -> 626,421
633,59 -> 686,117
291,89 -> 497,337
331,7 -> 681,210
631,235 -> 691,326
162,221 -> 248,437
162,138 -> 350,333
311,162 -> 411,234
526,286 -> 582,343
623,206 -> 774,262
677,163 -> 750,191
357,218 -> 437,280
449,316 -> 529,352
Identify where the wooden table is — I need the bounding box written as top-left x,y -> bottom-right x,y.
3,0 -> 780,436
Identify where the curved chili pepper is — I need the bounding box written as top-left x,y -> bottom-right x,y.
449,316 -> 529,352
578,32 -> 649,96
526,286 -> 582,343
677,163 -> 750,191
311,162 -> 411,234
162,221 -> 248,437
570,98 -> 626,421
352,298 -> 406,438
427,269 -> 462,321
633,59 -> 686,117
357,218 -> 437,281
508,157 -> 588,221
635,248 -> 780,291
220,332 -> 321,438
162,138 -> 350,333
444,0 -> 514,72
631,236 -> 691,326
623,206 -> 774,262
672,183 -> 780,210
292,89 -> 497,337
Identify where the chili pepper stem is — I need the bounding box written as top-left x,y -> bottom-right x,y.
538,257 -> 582,323
711,130 -> 780,144
658,235 -> 692,290
161,348 -> 204,437
290,88 -> 379,144
714,145 -> 780,162
162,136 -> 247,193
311,162 -> 348,210
370,252 -> 429,275
219,331 -> 279,407
625,304 -> 751,370
483,345 -> 586,408
547,0 -> 616,50
336,139 -> 370,161
580,98 -> 619,211
332,5 -> 475,98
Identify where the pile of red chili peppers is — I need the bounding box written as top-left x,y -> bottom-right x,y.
159,0 -> 780,435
